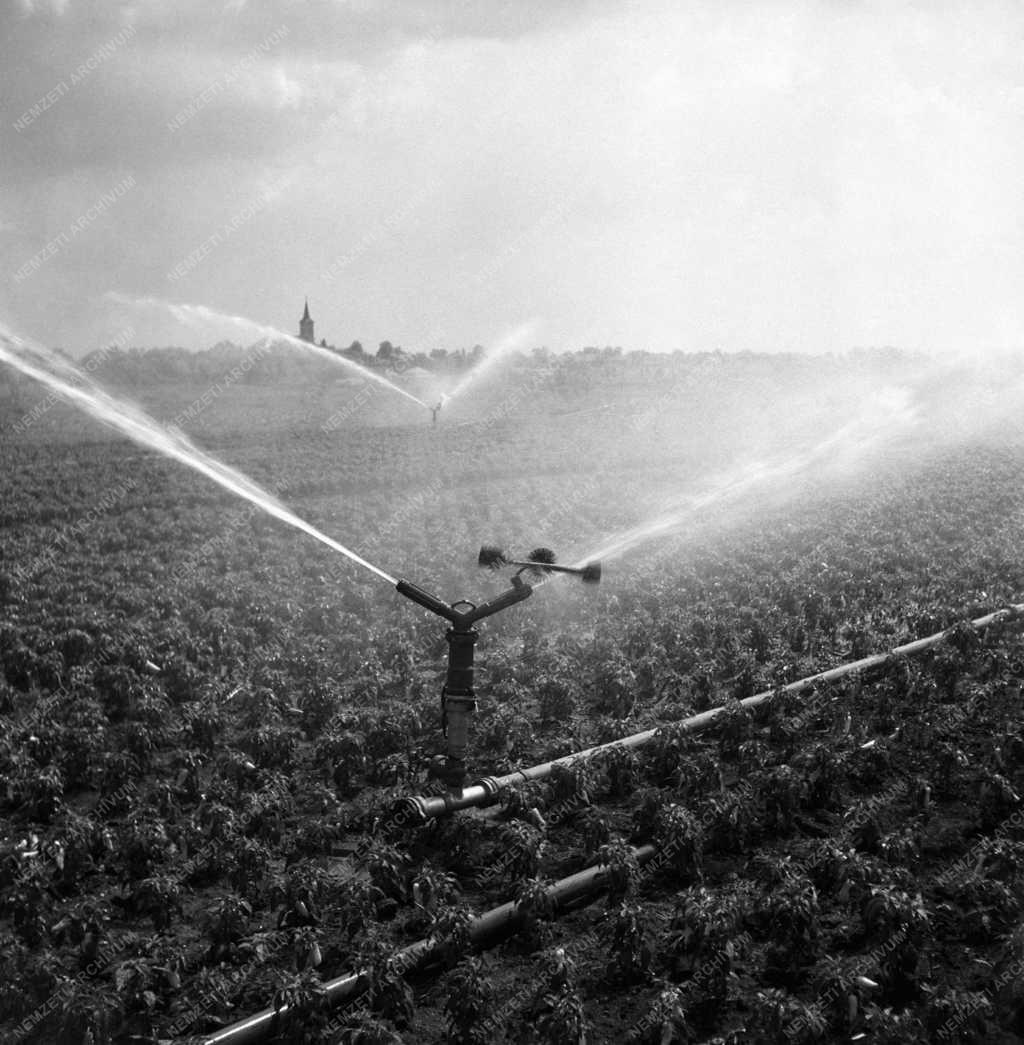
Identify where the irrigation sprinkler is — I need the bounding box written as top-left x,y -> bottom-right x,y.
395,546 -> 601,790
430,392 -> 449,424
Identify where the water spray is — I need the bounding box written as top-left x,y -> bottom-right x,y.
0,328 -> 398,586
437,320 -> 539,408
395,546 -> 601,790
567,388 -> 923,568
106,293 -> 430,409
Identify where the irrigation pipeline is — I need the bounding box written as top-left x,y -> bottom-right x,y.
197,602 -> 1022,1043
397,601 -> 1024,822
203,845 -> 658,1045
186,603 -> 1021,1044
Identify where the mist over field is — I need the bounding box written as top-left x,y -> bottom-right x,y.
2,333 -> 1023,594
3,1 -> 1024,357
2,333 -> 1022,616
5,328 -> 1024,1043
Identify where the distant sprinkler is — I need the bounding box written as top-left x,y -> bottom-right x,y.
395,545 -> 601,791
430,393 -> 449,425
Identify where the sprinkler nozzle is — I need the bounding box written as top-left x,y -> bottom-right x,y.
580,562 -> 602,583
478,545 -> 508,569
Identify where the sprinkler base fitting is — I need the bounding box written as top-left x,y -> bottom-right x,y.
443,760 -> 467,791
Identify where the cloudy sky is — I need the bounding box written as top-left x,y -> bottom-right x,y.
1,0 -> 1022,356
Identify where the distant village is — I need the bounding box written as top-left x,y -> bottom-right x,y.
295,298 -> 483,374
0,300 -> 919,405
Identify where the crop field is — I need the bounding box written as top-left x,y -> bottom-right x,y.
2,349 -> 1024,1044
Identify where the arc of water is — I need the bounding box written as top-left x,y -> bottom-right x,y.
568,387 -> 921,568
105,293 -> 430,409
0,328 -> 397,586
442,320 -> 540,406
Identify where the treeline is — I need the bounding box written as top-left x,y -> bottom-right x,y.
0,341 -> 922,403
67,342 -> 920,389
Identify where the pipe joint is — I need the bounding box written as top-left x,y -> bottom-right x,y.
389,795 -> 429,826
475,776 -> 504,800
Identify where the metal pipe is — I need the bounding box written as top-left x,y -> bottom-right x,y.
477,545 -> 600,584
203,847 -> 657,1045
504,560 -> 602,582
464,576 -> 534,623
199,606 -> 1022,1044
394,579 -> 458,622
397,602 -> 1024,822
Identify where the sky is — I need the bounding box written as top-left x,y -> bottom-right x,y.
0,0 -> 1022,357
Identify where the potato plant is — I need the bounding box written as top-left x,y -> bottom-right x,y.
603,901 -> 653,984
3,359 -> 1024,1042
443,956 -> 495,1045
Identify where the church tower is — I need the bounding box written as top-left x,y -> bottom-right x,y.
299,298 -> 315,343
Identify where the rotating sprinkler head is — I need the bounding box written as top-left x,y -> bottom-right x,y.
477,544 -> 602,583
395,545 -> 600,793
430,394 -> 452,424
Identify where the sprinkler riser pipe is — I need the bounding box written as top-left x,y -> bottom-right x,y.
443,626 -> 478,787
445,626 -> 477,694
395,576 -> 534,788
443,697 -> 472,784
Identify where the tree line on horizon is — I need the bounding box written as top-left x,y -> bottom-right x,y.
0,341 -> 918,394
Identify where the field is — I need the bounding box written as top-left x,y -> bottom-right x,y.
2,348 -> 1024,1044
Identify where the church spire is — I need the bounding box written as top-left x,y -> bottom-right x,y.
299,298 -> 314,343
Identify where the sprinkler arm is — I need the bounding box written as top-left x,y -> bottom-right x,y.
464,575 -> 535,619
394,579 -> 459,621
507,560 -> 602,583
395,575 -> 534,625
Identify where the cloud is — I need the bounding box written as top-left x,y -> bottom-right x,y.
1,0 -> 1023,358
271,65 -> 304,110
16,0 -> 70,17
